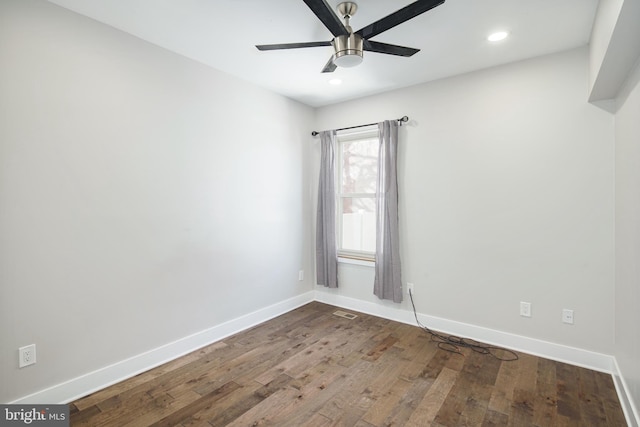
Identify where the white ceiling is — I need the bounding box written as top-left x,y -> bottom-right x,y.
46,0 -> 600,107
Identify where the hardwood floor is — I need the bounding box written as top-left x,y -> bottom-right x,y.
69,302 -> 626,426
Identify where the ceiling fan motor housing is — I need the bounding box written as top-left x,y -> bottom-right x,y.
332,32 -> 363,67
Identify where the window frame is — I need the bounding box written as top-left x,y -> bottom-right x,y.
335,125 -> 380,262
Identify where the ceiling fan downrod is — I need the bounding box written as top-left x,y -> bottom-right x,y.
332,2 -> 363,68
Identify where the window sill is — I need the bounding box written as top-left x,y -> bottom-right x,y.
338,256 -> 375,267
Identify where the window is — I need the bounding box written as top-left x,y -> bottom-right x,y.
336,125 -> 380,261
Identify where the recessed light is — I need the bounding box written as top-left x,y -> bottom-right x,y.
329,78 -> 342,85
487,31 -> 508,42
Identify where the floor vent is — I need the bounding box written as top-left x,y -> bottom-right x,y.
333,310 -> 358,320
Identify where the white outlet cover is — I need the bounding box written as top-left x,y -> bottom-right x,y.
562,309 -> 574,324
19,344 -> 36,368
406,283 -> 414,295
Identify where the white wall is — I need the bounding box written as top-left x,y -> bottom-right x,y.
0,0 -> 313,403
614,58 -> 640,421
314,47 -> 615,354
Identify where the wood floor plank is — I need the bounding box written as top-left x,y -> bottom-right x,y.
253,322 -> 358,386
72,341 -> 229,412
405,366 -> 458,427
69,302 -> 626,427
594,368 -> 628,426
277,366 -> 359,426
508,352 -> 539,426
481,408 -> 509,426
532,357 -> 558,427
360,325 -> 438,426
514,352 -> 540,392
147,381 -> 242,427
118,391 -> 195,427
432,367 -> 476,426
576,364 -> 609,426
226,359 -> 345,426
556,361 -> 583,422
358,346 -> 407,401
487,352 -> 520,415
68,404 -> 101,425
361,376 -> 413,425
460,387 -> 495,426
297,412 -> 333,427
315,359 -> 377,425
95,343 -> 245,409
361,334 -> 399,362
509,388 -> 535,427
230,338 -> 311,387
204,374 -> 292,426
377,333 -> 442,426
190,335 -> 309,396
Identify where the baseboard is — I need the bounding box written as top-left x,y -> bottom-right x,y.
313,291 -> 616,374
612,358 -> 640,427
9,291 -> 315,405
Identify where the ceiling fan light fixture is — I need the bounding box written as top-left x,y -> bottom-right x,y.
333,51 -> 363,67
332,33 -> 364,68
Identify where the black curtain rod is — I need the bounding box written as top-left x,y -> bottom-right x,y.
311,116 -> 409,137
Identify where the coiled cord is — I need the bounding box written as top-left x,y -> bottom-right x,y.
409,289 -> 519,361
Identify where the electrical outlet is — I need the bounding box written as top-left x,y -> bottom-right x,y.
407,282 -> 414,295
298,270 -> 304,281
562,309 -> 574,324
19,344 -> 36,368
520,302 -> 532,317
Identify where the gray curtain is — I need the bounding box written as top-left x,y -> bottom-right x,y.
373,120 -> 402,302
316,130 -> 338,288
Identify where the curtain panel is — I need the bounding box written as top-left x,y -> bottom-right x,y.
315,130 -> 339,288
373,120 -> 402,302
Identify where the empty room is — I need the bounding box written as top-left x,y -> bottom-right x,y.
1,0 -> 639,425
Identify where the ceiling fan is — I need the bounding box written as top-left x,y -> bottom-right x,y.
256,0 -> 445,73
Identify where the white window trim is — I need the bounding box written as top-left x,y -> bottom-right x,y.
338,256 -> 375,267
336,125 -> 379,263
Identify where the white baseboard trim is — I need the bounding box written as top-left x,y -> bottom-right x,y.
10,291 -> 315,405
313,292 -> 615,374
612,358 -> 640,427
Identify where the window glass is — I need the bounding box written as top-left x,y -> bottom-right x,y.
340,197 -> 376,253
337,126 -> 379,259
341,139 -> 378,194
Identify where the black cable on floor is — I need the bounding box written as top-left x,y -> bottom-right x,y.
409,289 -> 519,362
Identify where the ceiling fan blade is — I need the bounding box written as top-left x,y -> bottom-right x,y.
355,0 -> 445,40
363,40 -> 419,57
256,41 -> 332,51
303,0 -> 350,37
321,57 -> 337,73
